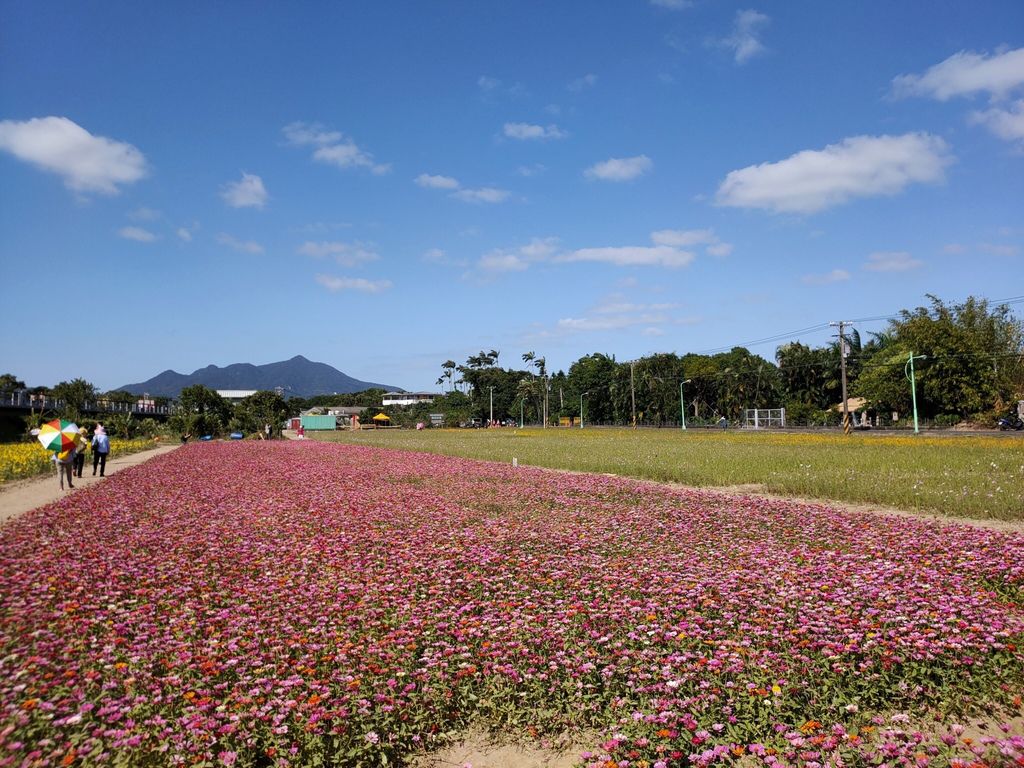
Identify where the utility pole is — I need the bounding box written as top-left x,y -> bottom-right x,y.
489,386 -> 494,426
630,361 -> 637,429
830,321 -> 852,434
543,374 -> 549,429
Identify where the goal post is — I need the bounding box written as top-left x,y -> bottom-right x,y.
743,408 -> 786,429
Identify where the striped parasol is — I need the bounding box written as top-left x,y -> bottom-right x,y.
37,419 -> 80,452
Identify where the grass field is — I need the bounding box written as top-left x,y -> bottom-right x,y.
311,428 -> 1024,521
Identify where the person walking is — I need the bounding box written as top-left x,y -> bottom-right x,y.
91,424 -> 110,476
73,426 -> 89,478
54,446 -> 75,490
264,423 -> 272,441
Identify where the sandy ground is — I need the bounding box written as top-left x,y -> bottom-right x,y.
0,443 -> 180,524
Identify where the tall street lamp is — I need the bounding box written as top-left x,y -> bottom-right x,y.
580,392 -> 589,429
679,379 -> 692,430
489,386 -> 495,426
904,353 -> 927,434
520,398 -> 525,429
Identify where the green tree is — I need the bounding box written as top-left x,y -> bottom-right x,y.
0,373 -> 26,393
854,295 -> 1023,418
170,385 -> 232,437
51,378 -> 98,421
233,391 -> 290,436
567,353 -> 617,423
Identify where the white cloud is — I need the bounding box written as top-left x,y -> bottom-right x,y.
284,121 -> 390,175
518,238 -> 560,259
650,0 -> 691,8
651,228 -> 734,257
314,143 -> 391,175
118,226 -> 157,242
217,233 -> 264,254
221,172 -> 268,209
892,48 -> 1024,101
476,237 -> 559,274
801,269 -> 851,285
451,186 -> 510,204
128,207 -> 160,221
422,248 -> 468,267
978,242 -> 1020,257
970,100 -> 1024,144
716,132 -> 952,214
568,73 -> 598,92
650,228 -> 717,247
282,122 -> 343,147
176,227 -> 193,242
297,241 -> 378,266
942,243 -> 966,254
594,299 -> 678,314
584,155 -> 652,181
315,274 -> 392,293
503,122 -> 567,140
558,314 -> 669,332
558,245 -> 693,268
718,9 -> 770,65
863,251 -> 922,272
517,163 -> 547,177
477,76 -> 527,98
480,252 -> 530,272
415,173 -> 460,189
0,116 -> 146,195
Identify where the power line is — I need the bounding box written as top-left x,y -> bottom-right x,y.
695,295 -> 1023,357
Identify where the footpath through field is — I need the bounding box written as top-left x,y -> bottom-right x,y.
0,443 -> 180,524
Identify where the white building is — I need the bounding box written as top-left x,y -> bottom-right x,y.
382,392 -> 438,407
216,389 -> 259,405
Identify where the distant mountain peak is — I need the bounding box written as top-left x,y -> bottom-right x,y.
118,356 -> 402,398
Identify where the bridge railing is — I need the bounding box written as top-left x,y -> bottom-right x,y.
0,392 -> 171,415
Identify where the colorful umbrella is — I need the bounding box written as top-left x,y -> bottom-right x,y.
37,419 -> 80,452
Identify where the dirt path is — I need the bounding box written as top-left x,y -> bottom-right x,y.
0,444 -> 180,525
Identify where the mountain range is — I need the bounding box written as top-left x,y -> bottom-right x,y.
117,356 -> 402,398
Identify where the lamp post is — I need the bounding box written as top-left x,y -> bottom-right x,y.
520,398 -> 525,429
679,379 -> 691,430
904,352 -> 926,434
489,386 -> 494,427
580,392 -> 589,429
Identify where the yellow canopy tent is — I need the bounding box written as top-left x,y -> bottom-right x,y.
372,413 -> 391,422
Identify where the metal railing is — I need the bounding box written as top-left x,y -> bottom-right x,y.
0,392 -> 171,415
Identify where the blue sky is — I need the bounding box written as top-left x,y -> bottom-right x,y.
1,1 -> 1022,392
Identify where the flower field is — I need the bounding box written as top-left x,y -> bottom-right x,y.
1,441 -> 1022,767
0,439 -> 159,485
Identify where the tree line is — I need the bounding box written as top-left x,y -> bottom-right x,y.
3,295 -> 1021,434
404,295 -> 1022,428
